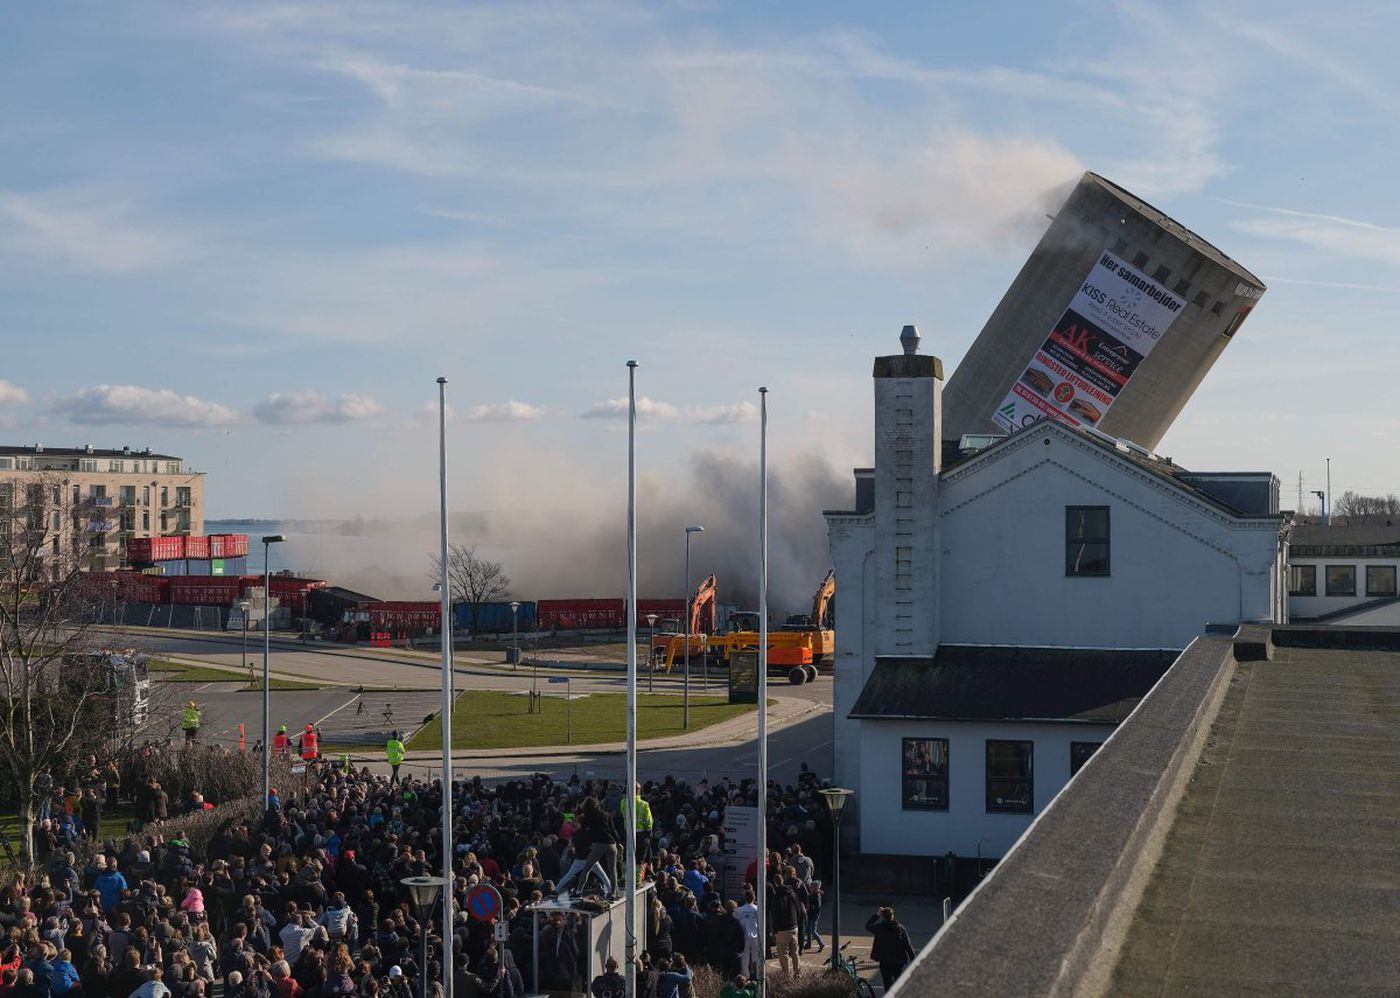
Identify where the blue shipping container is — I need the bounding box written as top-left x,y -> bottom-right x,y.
185,559 -> 212,576
454,600 -> 536,633
224,556 -> 248,575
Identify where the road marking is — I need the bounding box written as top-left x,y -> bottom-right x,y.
314,693 -> 362,727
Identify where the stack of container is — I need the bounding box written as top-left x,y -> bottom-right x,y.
266,575 -> 328,614
128,533 -> 249,576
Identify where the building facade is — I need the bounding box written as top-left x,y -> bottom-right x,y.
826,330 -> 1287,859
0,445 -> 204,574
1287,523 -> 1400,624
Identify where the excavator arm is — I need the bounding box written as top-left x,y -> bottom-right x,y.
811,569 -> 835,629
690,574 -> 717,634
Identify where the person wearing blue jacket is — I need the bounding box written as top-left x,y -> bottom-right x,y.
50,950 -> 79,997
94,860 -> 128,913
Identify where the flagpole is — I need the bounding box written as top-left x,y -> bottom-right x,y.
436,376 -> 454,998
625,360 -> 639,998
756,386 -> 769,996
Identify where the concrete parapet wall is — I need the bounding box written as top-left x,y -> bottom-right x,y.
893,636 -> 1239,997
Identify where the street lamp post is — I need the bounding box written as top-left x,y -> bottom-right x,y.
819,788 -> 854,974
683,525 -> 704,730
510,601 -> 520,671
401,876 -> 446,998
646,613 -> 659,695
260,535 -> 285,812
238,599 -> 251,683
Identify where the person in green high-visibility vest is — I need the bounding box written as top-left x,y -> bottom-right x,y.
625,781 -> 654,861
181,700 -> 201,744
386,730 -> 405,784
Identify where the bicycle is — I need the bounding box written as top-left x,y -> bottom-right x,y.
832,941 -> 877,998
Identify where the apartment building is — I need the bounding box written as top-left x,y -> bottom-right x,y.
0,444 -> 205,573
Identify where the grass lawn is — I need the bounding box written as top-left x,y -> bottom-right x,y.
408,690 -> 756,751
0,803 -> 137,854
148,659 -> 249,683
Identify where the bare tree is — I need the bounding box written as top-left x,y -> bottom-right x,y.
429,544 -> 510,634
1332,490 -> 1400,522
0,471 -> 124,863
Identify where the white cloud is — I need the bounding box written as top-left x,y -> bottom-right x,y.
462,400 -> 544,423
1226,199 -> 1400,268
0,189 -> 188,273
581,396 -> 680,420
253,391 -> 386,424
52,385 -> 240,427
0,381 -> 29,407
690,401 -> 758,424
580,397 -> 755,424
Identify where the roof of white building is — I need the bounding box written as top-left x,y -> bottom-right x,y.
1290,522 -> 1400,555
849,646 -> 1178,724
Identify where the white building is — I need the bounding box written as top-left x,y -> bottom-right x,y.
1288,523 -> 1400,625
825,328 -> 1287,859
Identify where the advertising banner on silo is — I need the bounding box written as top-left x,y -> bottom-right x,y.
993,250 -> 1186,433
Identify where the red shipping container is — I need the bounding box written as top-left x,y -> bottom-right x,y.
129,535 -> 184,563
211,534 -> 249,558
368,601 -> 440,632
185,536 -> 210,559
168,576 -> 244,605
208,535 -> 225,558
537,598 -> 625,631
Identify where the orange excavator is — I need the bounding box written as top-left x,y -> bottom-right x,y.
649,574 -> 717,673
780,569 -> 836,663
705,569 -> 836,685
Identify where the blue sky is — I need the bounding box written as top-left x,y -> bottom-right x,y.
2,0 -> 1399,522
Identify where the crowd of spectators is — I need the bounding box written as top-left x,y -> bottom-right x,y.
4,756 -> 841,998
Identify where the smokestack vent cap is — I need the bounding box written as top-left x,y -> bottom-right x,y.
900,324 -> 920,356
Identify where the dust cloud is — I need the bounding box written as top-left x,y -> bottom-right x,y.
225,450 -> 851,618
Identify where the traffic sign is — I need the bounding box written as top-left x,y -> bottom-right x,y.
547,676 -> 569,684
466,884 -> 503,922
494,920 -> 508,943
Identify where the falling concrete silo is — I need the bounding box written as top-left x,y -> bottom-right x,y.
941,172 -> 1265,449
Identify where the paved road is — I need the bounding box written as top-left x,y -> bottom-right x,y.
113,629 -> 832,703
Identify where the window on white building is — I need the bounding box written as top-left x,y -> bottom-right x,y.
1325,565 -> 1356,597
1289,565 -> 1317,597
1366,565 -> 1397,598
1066,506 -> 1110,576
1070,741 -> 1102,776
902,737 -> 949,810
79,459 -> 97,472
986,740 -> 1033,814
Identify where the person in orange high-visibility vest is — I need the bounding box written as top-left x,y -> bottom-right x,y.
299,724 -> 320,762
272,725 -> 290,758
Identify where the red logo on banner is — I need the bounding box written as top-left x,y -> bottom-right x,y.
1052,382 -> 1075,404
